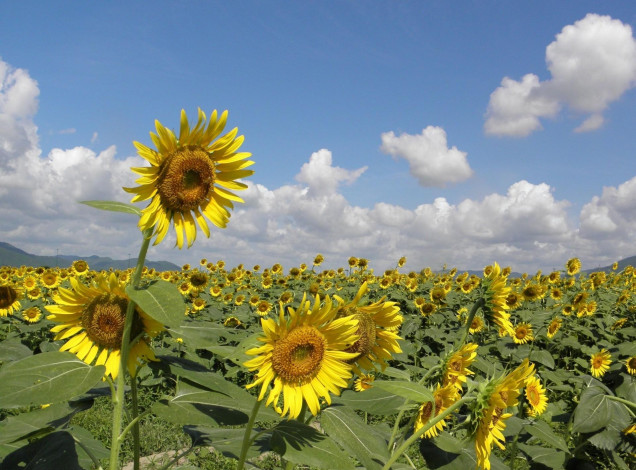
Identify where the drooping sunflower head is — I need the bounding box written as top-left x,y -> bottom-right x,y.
45,273 -> 165,379
442,342 -> 478,390
244,295 -> 360,419
481,263 -> 514,336
125,109 -> 253,248
566,257 -> 581,276
414,383 -> 460,439
333,282 -> 403,372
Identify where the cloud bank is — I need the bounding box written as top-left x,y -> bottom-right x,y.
485,14 -> 636,136
1,57 -> 635,273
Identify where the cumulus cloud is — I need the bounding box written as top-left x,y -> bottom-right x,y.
485,14 -> 636,136
0,56 -> 633,273
295,149 -> 367,196
379,126 -> 473,187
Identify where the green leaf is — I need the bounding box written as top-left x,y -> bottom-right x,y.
517,443 -> 567,469
67,425 -> 110,468
572,385 -> 613,433
126,280 -> 186,329
184,426 -> 269,460
588,428 -> 621,450
0,338 -> 33,363
321,406 -> 389,470
529,349 -> 556,369
524,420 -> 569,452
332,387 -> 402,415
0,430 -> 83,470
270,420 -> 355,470
373,379 -> 435,404
0,402 -> 80,445
0,351 -> 105,409
80,200 -> 142,216
168,321 -> 238,349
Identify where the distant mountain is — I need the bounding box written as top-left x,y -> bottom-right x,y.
0,242 -> 180,271
582,255 -> 636,274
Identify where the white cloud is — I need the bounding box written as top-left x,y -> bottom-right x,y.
0,56 -> 634,274
295,149 -> 367,197
485,14 -> 636,136
380,126 -> 473,187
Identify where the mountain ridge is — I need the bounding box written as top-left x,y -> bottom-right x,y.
0,241 -> 180,272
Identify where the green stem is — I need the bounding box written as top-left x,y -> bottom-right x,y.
387,365 -> 441,450
606,395 -> 636,411
130,373 -> 140,470
383,397 -> 471,470
119,409 -> 153,442
237,398 -> 263,470
108,231 -> 151,470
457,297 -> 485,349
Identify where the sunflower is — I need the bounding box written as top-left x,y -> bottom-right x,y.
525,376 -> 548,416
354,373 -> 375,391
469,316 -> 485,334
124,109 -> 253,248
442,342 -> 478,391
566,257 -> 581,276
481,263 -> 515,336
547,317 -> 562,338
22,306 -> 43,323
625,356 -> 636,376
313,254 -> 324,266
244,294 -> 359,419
45,273 -> 164,379
590,349 -> 612,378
41,270 -> 60,289
473,359 -> 534,470
23,275 -> 39,291
223,316 -> 242,328
333,282 -> 403,372
414,383 -> 460,438
27,287 -> 42,301
72,260 -> 90,276
191,297 -> 206,311
512,322 -> 534,344
256,300 -> 272,317
0,284 -> 21,316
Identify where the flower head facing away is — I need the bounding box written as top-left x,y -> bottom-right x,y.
125,109 -> 253,248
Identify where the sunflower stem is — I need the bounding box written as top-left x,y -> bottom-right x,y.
383,397 -> 471,470
108,231 -> 151,470
237,397 -> 262,470
456,297 -> 485,349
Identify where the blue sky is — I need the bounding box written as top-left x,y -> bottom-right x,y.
1,1 -> 635,273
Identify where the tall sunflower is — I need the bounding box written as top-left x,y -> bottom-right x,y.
125,109 -> 254,248
45,273 -> 164,379
481,263 -> 515,336
333,282 -> 403,372
244,294 -> 360,419
473,359 -> 535,470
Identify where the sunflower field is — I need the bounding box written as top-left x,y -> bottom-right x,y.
0,110 -> 635,470
0,256 -> 635,470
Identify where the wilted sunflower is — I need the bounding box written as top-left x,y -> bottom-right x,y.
590,349 -> 612,378
525,376 -> 548,416
244,294 -> 359,419
481,263 -> 515,336
125,109 -> 253,248
414,383 -> 460,438
45,273 -> 164,379
334,282 -> 403,372
0,284 -> 21,316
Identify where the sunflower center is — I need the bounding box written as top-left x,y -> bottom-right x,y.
272,326 -> 326,384
527,387 -> 540,406
157,146 -> 215,212
0,286 -> 18,308
592,357 -> 604,368
515,328 -> 527,339
343,311 -> 376,361
81,293 -> 144,350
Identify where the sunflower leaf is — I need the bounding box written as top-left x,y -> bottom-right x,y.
373,379 -> 435,404
126,280 -> 185,329
80,200 -> 142,216
0,352 -> 105,409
